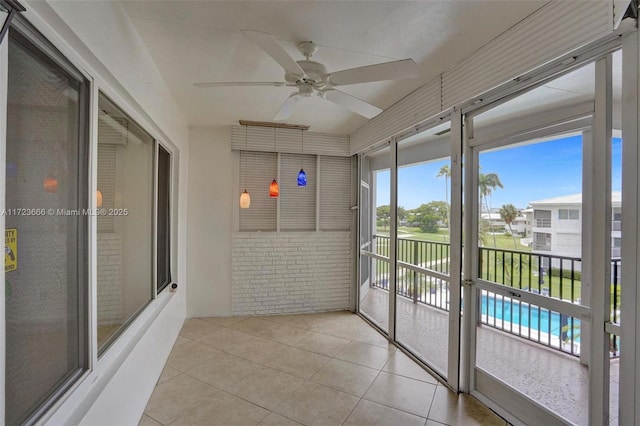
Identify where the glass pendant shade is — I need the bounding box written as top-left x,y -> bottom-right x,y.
297,168 -> 307,187
269,179 -> 279,198
240,189 -> 251,208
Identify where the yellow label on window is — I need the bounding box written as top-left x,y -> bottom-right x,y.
5,228 -> 17,272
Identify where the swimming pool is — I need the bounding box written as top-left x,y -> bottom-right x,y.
481,293 -> 581,342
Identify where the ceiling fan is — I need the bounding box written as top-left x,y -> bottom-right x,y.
194,30 -> 419,121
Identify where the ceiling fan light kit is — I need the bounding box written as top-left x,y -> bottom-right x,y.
195,30 -> 419,121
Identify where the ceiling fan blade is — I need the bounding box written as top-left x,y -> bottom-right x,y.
242,30 -> 306,78
326,59 -> 418,86
320,90 -> 382,119
274,94 -> 302,121
194,81 -> 287,88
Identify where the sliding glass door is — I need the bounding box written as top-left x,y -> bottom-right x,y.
466,56 -> 619,424
357,117 -> 462,387
395,121 -> 457,380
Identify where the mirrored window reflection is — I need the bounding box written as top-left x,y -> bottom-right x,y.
96,93 -> 154,353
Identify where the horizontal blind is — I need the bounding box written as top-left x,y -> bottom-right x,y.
280,153 -> 316,231
239,151 -> 277,231
320,156 -> 351,231
231,126 -> 350,157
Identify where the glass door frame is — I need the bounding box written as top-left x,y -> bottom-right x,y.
462,55 -> 614,425
357,140 -> 395,336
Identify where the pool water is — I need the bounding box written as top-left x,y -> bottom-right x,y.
481,294 -> 581,342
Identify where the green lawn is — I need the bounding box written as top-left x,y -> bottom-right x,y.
378,226 -> 531,250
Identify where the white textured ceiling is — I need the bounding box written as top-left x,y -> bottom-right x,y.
122,0 -> 549,134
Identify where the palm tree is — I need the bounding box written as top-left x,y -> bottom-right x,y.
499,203 -> 519,249
437,164 -> 451,240
479,172 -> 503,247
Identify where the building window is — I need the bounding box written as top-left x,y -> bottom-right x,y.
5,24 -> 89,425
534,209 -> 551,228
96,93 -> 154,354
558,209 -> 579,220
533,232 -> 552,251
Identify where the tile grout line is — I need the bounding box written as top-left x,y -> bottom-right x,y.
166,314 -> 435,425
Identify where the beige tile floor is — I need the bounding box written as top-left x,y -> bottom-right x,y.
141,312 -> 506,426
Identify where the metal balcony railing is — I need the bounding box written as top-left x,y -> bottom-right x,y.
368,235 -> 621,358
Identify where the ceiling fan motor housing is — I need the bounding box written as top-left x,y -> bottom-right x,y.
285,60 -> 328,87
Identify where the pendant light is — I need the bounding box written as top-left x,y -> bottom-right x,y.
269,127 -> 280,198
297,129 -> 307,187
240,125 -> 251,208
43,173 -> 58,193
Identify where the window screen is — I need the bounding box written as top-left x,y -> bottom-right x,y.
5,27 -> 89,425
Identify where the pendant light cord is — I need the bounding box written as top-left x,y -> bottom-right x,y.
243,125 -> 248,190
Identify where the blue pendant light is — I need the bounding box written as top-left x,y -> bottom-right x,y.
297,168 -> 307,187
298,129 -> 307,187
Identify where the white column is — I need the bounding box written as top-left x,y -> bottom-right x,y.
586,54 -> 612,426
0,34 -> 8,422
461,114 -> 479,393
448,109 -> 463,391
620,30 -> 640,426
388,140 -> 398,340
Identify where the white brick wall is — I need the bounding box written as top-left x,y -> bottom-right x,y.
97,233 -> 123,325
232,232 -> 351,315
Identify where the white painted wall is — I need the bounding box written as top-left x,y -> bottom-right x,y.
14,2 -> 190,425
187,126 -> 234,317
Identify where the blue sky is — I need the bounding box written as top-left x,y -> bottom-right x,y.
376,135 -> 623,210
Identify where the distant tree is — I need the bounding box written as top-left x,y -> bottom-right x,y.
377,205 -> 390,232
437,165 -> 451,229
414,201 -> 447,234
397,206 -> 407,222
428,200 -> 449,225
479,172 -> 503,247
499,203 -> 519,249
